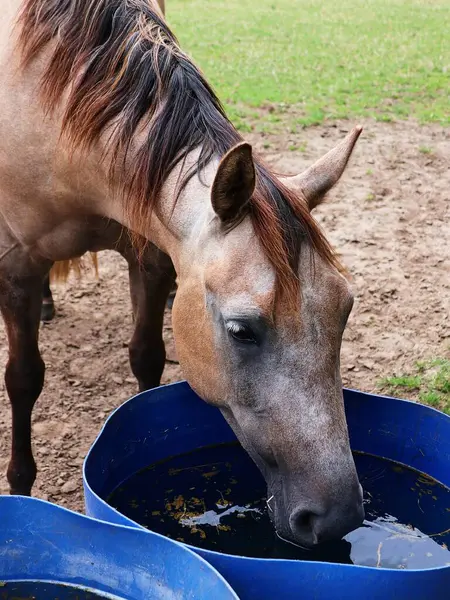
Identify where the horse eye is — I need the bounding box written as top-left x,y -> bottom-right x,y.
226,321 -> 257,344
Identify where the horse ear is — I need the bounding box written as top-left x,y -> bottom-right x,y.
211,142 -> 256,224
282,126 -> 362,210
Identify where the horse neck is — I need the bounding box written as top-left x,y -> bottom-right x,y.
102,147 -> 216,273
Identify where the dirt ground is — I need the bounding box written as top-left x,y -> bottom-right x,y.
0,119 -> 448,512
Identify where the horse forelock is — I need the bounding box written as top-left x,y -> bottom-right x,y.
17,0 -> 341,307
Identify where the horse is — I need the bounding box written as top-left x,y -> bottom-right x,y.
0,0 -> 364,548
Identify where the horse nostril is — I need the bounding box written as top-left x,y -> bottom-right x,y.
296,510 -> 313,530
289,508 -> 320,545
289,489 -> 365,546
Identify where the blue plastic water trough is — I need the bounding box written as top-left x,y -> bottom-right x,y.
0,495 -> 238,599
84,382 -> 450,599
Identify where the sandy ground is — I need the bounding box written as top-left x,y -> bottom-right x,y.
0,119 -> 448,512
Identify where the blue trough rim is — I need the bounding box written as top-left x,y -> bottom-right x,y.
83,380 -> 450,574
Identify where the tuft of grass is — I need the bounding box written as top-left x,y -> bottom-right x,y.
380,375 -> 422,390
168,0 -> 450,130
419,390 -> 441,408
379,358 -> 450,415
375,114 -> 393,123
419,146 -> 433,155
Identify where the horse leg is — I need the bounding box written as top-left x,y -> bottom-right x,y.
41,273 -> 55,322
126,251 -> 176,392
0,274 -> 45,495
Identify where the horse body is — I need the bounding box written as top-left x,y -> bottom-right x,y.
0,0 -> 364,547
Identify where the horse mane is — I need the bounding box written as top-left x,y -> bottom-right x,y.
17,0 -> 341,306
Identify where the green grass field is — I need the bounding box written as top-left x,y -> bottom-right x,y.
168,0 -> 449,128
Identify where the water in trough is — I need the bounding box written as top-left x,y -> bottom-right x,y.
108,442 -> 450,569
0,582 -> 123,599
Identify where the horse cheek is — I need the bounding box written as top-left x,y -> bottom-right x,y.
172,282 -> 225,406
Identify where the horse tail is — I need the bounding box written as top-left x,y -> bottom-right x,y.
50,252 -> 99,283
